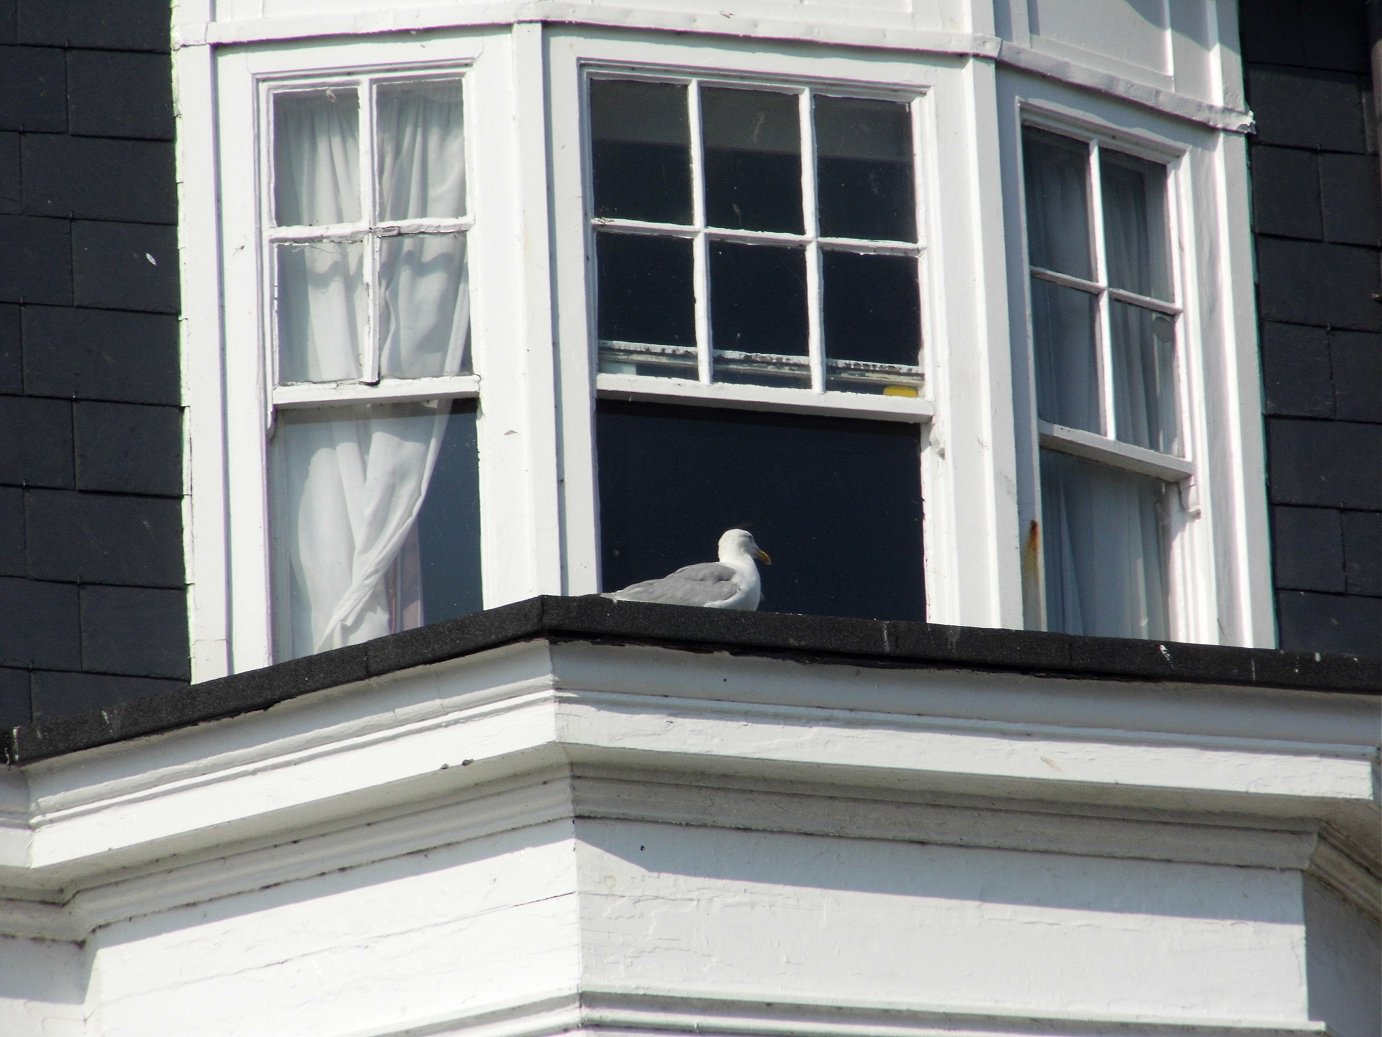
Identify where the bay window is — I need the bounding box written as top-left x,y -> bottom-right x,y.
182,11 -> 1271,677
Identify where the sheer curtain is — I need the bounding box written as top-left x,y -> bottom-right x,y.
271,82 -> 470,658
1024,130 -> 1172,639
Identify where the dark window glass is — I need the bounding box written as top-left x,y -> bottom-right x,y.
815,95 -> 915,241
590,79 -> 693,224
597,233 -> 695,346
1022,127 -> 1092,279
1100,149 -> 1171,300
710,242 -> 808,384
1031,278 -> 1101,433
416,403 -> 484,623
597,401 -> 924,621
702,86 -> 803,233
822,250 -> 921,368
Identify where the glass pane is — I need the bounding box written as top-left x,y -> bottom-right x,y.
596,232 -> 695,348
1031,278 -> 1101,434
270,400 -> 481,660
590,79 -> 692,225
710,241 -> 808,387
1040,449 -> 1169,639
376,78 -> 466,221
273,88 -> 361,227
379,233 -> 471,378
815,95 -> 915,241
597,401 -> 924,620
1022,127 -> 1092,279
703,86 -> 803,233
1101,149 -> 1171,300
276,241 -> 365,384
822,250 -> 921,384
1111,301 -> 1180,454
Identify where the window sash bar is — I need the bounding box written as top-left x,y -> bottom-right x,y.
688,80 -> 712,385
800,89 -> 825,393
1039,421 -> 1193,482
591,217 -> 919,255
272,374 -> 481,409
360,81 -> 381,385
1086,138 -> 1116,440
269,217 -> 473,242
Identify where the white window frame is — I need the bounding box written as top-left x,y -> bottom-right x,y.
546,31 -> 1022,630
998,76 -> 1273,646
191,30 -> 563,675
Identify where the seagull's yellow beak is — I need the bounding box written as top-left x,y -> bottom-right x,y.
756,549 -> 772,565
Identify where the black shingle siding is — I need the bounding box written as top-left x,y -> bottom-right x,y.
1244,0 -> 1382,658
0,0 -> 186,727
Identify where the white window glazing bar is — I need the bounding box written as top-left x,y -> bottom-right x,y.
360,79 -> 381,385
688,80 -> 712,384
1085,138 -> 1116,439
799,88 -> 825,393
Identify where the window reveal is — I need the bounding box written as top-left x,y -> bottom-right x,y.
1022,124 -> 1188,639
589,76 -> 923,395
265,75 -> 481,659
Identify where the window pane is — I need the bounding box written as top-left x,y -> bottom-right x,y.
276,241 -> 365,384
703,86 -> 803,233
1040,449 -> 1169,640
710,241 -> 808,387
815,95 -> 915,241
590,79 -> 692,224
597,401 -> 924,621
822,250 -> 921,379
379,233 -> 471,378
1101,150 -> 1171,300
270,400 -> 481,660
596,232 -> 695,349
1031,278 -> 1101,433
1111,301 -> 1180,454
1022,127 -> 1091,279
376,78 -> 466,221
273,88 -> 361,227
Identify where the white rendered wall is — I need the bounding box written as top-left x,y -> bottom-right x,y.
1,639 -> 1376,1036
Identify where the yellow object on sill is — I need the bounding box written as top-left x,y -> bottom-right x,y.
883,385 -> 919,398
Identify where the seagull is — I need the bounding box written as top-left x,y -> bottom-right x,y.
602,529 -> 771,610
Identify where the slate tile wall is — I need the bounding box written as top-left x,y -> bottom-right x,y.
0,0 -> 187,729
1243,0 -> 1382,657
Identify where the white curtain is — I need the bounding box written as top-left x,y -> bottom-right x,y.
1025,132 -> 1172,638
271,81 -> 470,658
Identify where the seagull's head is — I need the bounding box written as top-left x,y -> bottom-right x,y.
720,528 -> 771,566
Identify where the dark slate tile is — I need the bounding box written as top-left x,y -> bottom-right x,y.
1299,0 -> 1372,73
1319,152 -> 1382,247
1238,0 -> 1305,66
0,303 -> 18,394
1249,146 -> 1320,241
25,489 -> 183,586
0,45 -> 65,132
1256,238 -> 1382,332
1341,511 -> 1382,597
30,670 -> 185,724
0,395 -> 73,487
1259,322 -> 1334,418
72,221 -> 179,313
1247,67 -> 1367,153
22,134 -> 176,223
1271,505 -> 1346,592
21,305 -> 180,405
0,486 -> 21,576
74,401 -> 181,496
1278,590 -> 1382,659
17,0 -> 169,52
0,666 -> 29,731
68,49 -> 173,140
0,0 -> 15,44
0,215 -> 71,305
1268,418 -> 1382,509
80,584 -> 189,679
0,130 -> 17,213
1331,330 -> 1382,424
0,576 -> 80,668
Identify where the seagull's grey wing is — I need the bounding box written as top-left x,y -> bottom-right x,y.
606,562 -> 742,606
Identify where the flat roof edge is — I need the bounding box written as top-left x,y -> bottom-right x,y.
7,596 -> 1379,765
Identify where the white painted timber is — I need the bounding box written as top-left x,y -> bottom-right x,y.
0,640 -> 1377,1035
